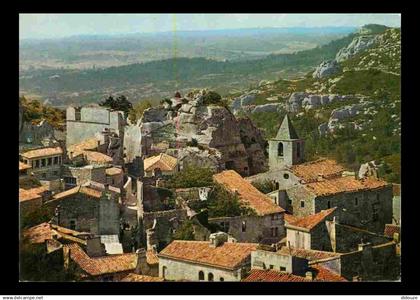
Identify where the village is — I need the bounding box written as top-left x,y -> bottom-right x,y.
18,88 -> 401,282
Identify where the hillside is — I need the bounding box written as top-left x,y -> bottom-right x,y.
231,25 -> 401,183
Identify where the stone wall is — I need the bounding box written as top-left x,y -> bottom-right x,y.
208,213 -> 285,244
251,249 -> 308,276
61,165 -> 108,187
314,185 -> 393,234
66,106 -> 125,147
158,256 -> 247,282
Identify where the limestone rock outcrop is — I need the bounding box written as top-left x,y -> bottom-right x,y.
336,35 -> 378,62
312,60 -> 341,78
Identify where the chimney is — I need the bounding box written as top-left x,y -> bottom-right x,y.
135,248 -> 151,275
86,236 -> 106,257
209,232 -> 228,248
305,271 -> 314,280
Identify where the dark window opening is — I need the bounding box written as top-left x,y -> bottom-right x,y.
35,160 -> 40,168
355,197 -> 358,206
225,161 -> 235,170
54,157 -> 58,164
162,266 -> 167,278
75,108 -> 81,121
297,143 -> 301,158
69,220 -> 76,230
280,266 -> 286,272
241,221 -> 246,232
278,143 -> 284,157
208,273 -> 214,281
47,157 -> 52,166
269,265 -> 274,269
220,277 -> 224,281
283,173 -> 289,179
327,201 -> 331,209
41,159 -> 46,167
300,201 -> 305,208
199,271 -> 205,281
275,182 -> 280,190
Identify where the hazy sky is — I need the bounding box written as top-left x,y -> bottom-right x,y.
19,13 -> 401,40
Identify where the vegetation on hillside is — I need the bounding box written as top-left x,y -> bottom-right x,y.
20,96 -> 65,130
128,100 -> 152,123
166,166 -> 214,189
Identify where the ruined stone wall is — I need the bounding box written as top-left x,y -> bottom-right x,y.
19,120 -> 55,145
66,106 -> 125,147
209,213 -> 285,244
158,256 -> 244,282
339,242 -> 399,281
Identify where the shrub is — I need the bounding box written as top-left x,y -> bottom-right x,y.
167,166 -> 214,189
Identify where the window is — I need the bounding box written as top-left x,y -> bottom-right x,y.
198,271 -> 205,281
47,157 -> 52,166
241,221 -> 247,232
64,177 -> 77,186
275,182 -> 280,189
54,157 -> 58,164
300,201 -> 305,208
262,263 -> 267,270
355,197 -> 358,206
288,199 -> 292,206
283,173 -> 289,179
280,266 -> 286,272
41,159 -> 46,167
208,273 -> 214,281
162,266 -> 167,278
327,201 -> 331,209
75,108 -> 81,121
69,220 -> 76,230
297,143 -> 301,158
35,160 -> 40,168
278,143 -> 284,157
244,167 -> 248,172
53,171 -> 58,176
271,214 -> 279,221
220,277 -> 224,281
269,265 -> 274,270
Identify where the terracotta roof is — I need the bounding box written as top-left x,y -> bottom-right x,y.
304,176 -> 389,197
19,161 -> 32,171
384,224 -> 400,238
67,137 -> 99,155
146,250 -> 159,265
22,147 -> 63,159
158,240 -> 257,270
278,247 -> 340,262
287,208 -> 337,231
106,167 -> 123,176
121,273 -> 164,282
144,153 -> 178,172
19,186 -> 46,202
23,223 -> 89,245
284,214 -> 301,224
52,186 -> 102,200
82,151 -> 113,165
213,170 -> 285,216
23,223 -> 54,244
243,269 -> 311,282
65,243 -> 137,276
290,159 -> 345,183
312,265 -> 348,282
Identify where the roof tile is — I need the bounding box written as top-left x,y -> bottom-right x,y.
22,147 -> 63,159
213,170 -> 285,216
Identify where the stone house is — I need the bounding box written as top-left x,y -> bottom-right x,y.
251,247 -> 308,276
277,242 -> 400,281
45,185 -> 120,235
20,146 -> 63,180
63,243 -> 137,281
211,170 -> 285,244
286,176 -> 392,234
157,233 -> 258,281
143,153 -> 178,178
285,208 -> 337,251
19,186 -> 47,216
19,161 -> 32,179
66,105 -> 125,148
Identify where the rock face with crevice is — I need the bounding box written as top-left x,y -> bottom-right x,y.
127,90 -> 268,176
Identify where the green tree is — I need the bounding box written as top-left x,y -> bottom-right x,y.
172,220 -> 195,240
202,91 -> 222,106
99,95 -> 133,117
252,179 -> 277,194
167,166 -> 214,189
128,100 -> 152,123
